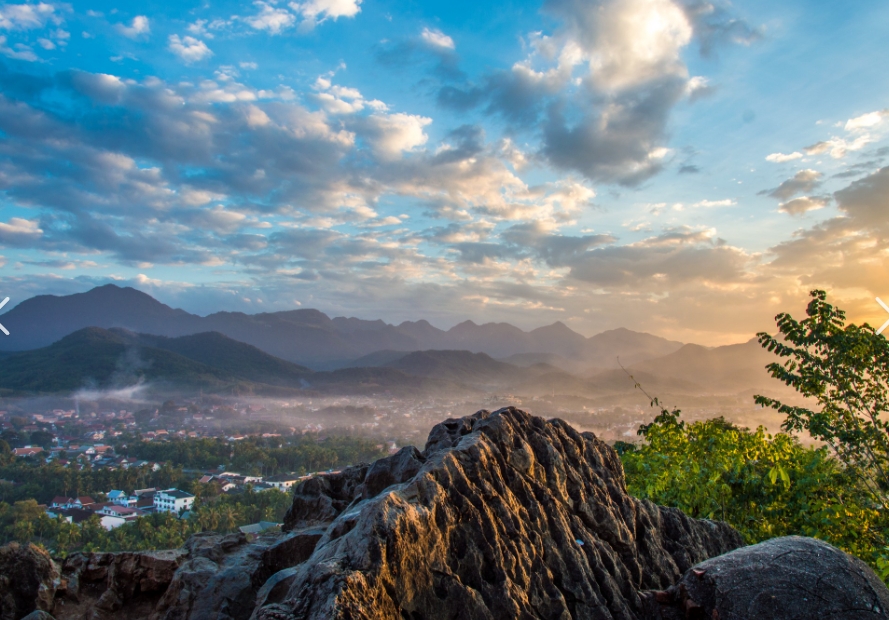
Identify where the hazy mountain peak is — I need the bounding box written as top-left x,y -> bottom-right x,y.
1,285 -> 686,368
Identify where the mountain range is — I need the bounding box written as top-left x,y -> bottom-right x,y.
0,285 -> 682,368
0,285 -> 784,398
0,327 -> 485,397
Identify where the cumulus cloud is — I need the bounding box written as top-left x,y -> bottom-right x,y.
804,136 -> 871,159
0,33 -> 36,60
238,0 -> 361,35
844,109 -> 889,132
116,15 -> 149,39
168,34 -> 212,62
777,196 -> 829,216
0,2 -> 61,30
437,0 -> 760,185
293,0 -> 362,19
245,1 -> 296,33
766,167 -> 889,300
766,169 -> 822,200
771,109 -> 889,163
564,227 -> 751,287
681,0 -> 762,56
765,152 -> 803,163
290,0 -> 362,29
690,198 -> 735,208
548,0 -> 692,92
420,27 -> 454,51
0,216 -> 42,245
358,112 -> 432,159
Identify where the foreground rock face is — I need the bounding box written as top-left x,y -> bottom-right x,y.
14,408 -> 886,619
642,536 -> 889,620
0,542 -> 58,620
268,407 -> 743,619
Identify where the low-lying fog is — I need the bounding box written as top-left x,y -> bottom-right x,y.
1,381 -> 801,450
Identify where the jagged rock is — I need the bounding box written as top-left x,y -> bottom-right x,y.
263,407 -> 744,619
251,529 -> 327,592
150,532 -> 263,620
53,548 -> 186,620
642,536 -> 889,620
0,542 -> 58,620
46,529 -> 328,620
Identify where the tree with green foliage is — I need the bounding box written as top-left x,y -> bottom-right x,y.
755,289 -> 889,504
620,408 -> 887,577
618,289 -> 889,584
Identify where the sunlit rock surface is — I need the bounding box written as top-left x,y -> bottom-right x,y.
269,407 -> 742,619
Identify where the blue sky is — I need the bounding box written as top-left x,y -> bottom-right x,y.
0,0 -> 887,344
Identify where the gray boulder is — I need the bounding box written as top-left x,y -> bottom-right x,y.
642,536 -> 889,619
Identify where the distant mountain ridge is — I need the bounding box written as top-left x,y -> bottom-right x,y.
0,326 -> 781,400
0,327 -> 473,396
0,285 -> 684,367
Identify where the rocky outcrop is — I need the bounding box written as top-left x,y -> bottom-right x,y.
642,536 -> 889,620
0,543 -> 58,620
52,547 -> 186,619
12,408 -> 884,620
267,407 -> 743,619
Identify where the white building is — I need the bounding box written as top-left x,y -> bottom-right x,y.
153,489 -> 195,514
108,490 -> 135,506
263,473 -> 302,491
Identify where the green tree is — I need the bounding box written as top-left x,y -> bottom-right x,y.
755,290 -> 889,503
620,408 -> 889,581
29,431 -> 55,450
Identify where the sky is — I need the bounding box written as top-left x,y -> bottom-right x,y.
0,0 -> 887,345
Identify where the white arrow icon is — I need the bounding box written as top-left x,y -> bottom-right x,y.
877,297 -> 889,336
0,297 -> 8,335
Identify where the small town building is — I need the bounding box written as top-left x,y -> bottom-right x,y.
13,446 -> 43,457
153,489 -> 195,514
263,473 -> 301,491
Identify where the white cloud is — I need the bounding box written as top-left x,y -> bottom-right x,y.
116,15 -> 149,39
0,217 -> 43,244
765,152 -> 803,163
362,113 -> 432,158
804,136 -> 871,159
0,34 -> 37,60
844,109 -> 888,132
291,0 -> 362,21
465,0 -> 757,185
767,169 -> 822,200
0,2 -> 59,30
576,0 -> 693,92
245,1 -> 296,34
420,27 -> 454,50
778,196 -> 828,216
167,34 -> 212,63
691,199 -> 735,208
